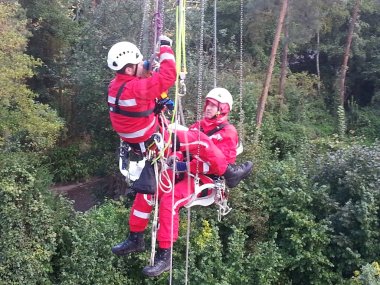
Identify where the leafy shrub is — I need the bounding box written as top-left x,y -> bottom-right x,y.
347,105 -> 380,141
46,145 -> 90,182
254,152 -> 338,284
171,218 -> 257,285
46,143 -> 117,183
350,261 -> 380,285
312,142 -> 380,278
53,200 -> 133,285
0,152 -> 72,285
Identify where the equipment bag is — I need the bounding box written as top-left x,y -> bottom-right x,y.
130,160 -> 157,194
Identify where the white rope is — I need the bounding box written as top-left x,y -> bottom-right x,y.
149,159 -> 160,266
183,1 -> 206,284
158,168 -> 173,193
168,1 -> 189,283
213,0 -> 218,88
238,0 -> 245,141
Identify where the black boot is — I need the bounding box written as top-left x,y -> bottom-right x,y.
223,161 -> 253,188
111,231 -> 145,256
142,248 -> 171,277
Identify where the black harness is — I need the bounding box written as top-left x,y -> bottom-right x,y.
108,82 -> 154,118
201,122 -> 229,137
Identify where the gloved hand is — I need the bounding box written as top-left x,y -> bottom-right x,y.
175,161 -> 187,172
153,98 -> 175,114
159,35 -> 172,47
143,60 -> 150,70
143,60 -> 160,71
163,98 -> 174,111
166,155 -> 178,168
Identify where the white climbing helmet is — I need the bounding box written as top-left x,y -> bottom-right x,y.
205,87 -> 233,114
107,41 -> 143,71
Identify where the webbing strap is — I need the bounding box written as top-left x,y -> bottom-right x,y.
201,123 -> 229,137
114,82 -> 126,108
109,83 -> 154,117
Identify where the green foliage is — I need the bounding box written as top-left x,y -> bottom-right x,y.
171,218 -> 257,285
46,143 -> 117,182
0,2 -> 63,152
350,261 -> 380,285
347,102 -> 380,141
46,145 -> 90,182
260,72 -> 335,158
0,152 -> 71,285
312,142 -> 380,278
248,240 -> 285,285
53,201 -> 132,285
20,0 -> 81,104
254,150 -> 337,284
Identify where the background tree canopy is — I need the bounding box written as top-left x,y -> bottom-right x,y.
0,0 -> 379,284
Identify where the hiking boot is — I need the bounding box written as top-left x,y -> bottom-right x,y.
142,248 -> 171,277
223,161 -> 253,188
111,231 -> 145,256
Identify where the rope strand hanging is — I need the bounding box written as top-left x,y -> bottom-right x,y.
213,0 -> 218,88
238,0 -> 245,143
139,0 -> 150,55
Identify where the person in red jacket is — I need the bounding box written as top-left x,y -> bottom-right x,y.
107,37 -> 176,145
111,82 -> 253,277
188,87 -> 241,170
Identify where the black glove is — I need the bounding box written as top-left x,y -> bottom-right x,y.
159,35 -> 172,47
153,98 -> 175,114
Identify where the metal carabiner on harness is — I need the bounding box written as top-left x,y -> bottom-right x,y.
178,71 -> 187,96
213,177 -> 232,221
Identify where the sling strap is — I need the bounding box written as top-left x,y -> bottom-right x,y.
201,122 -> 229,137
109,82 -> 154,118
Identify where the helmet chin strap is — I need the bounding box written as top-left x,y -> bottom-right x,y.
133,64 -> 138,77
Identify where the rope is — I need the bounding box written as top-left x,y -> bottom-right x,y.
149,158 -> 160,266
182,1 -> 206,284
196,0 -> 206,160
153,0 -> 163,49
238,0 -> 245,142
164,1 -> 189,284
213,0 -> 218,88
139,0 -> 150,55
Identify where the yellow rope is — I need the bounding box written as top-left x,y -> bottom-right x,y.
158,0 -> 187,158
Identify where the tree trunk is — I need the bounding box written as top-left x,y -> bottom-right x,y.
255,0 -> 289,130
339,0 -> 361,106
278,20 -> 289,107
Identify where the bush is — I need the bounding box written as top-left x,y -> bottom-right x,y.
0,152 -> 71,285
254,152 -> 337,284
53,201 -> 133,285
46,144 -> 116,183
46,145 -> 90,182
350,261 -> 380,285
312,142 -> 380,278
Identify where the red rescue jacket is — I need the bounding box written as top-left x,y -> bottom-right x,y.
187,115 -> 238,174
107,46 -> 176,144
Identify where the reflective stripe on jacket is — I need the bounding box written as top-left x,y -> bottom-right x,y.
108,45 -> 176,143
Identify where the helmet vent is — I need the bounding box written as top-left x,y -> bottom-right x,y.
107,42 -> 142,70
